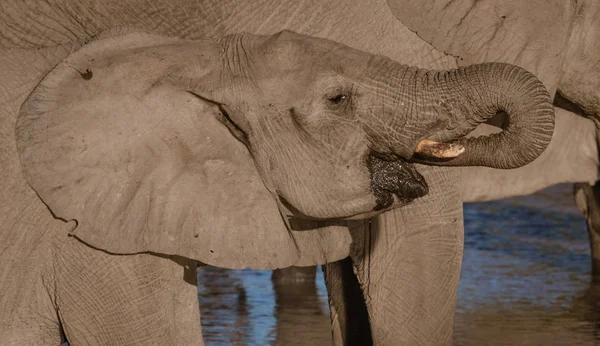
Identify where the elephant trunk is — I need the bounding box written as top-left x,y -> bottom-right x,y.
371,62 -> 555,169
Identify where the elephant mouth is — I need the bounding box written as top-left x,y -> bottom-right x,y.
367,152 -> 428,211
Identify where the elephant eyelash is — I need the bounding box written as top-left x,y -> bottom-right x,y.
325,90 -> 355,114
325,85 -> 354,109
327,94 -> 348,105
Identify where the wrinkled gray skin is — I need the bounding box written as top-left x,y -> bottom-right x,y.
0,1 -> 575,346
277,0 -> 600,341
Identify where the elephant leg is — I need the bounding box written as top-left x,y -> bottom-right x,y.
53,232 -> 204,346
328,167 -> 463,345
323,257 -> 372,346
0,218 -> 64,346
574,181 -> 600,277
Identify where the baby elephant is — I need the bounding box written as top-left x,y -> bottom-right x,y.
5,28 -> 553,345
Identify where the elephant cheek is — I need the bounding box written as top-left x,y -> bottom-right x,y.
367,153 -> 428,210
273,162 -> 383,219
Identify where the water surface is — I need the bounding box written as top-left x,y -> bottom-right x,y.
198,184 -> 600,345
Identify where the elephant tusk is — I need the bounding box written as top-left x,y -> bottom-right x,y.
414,139 -> 465,159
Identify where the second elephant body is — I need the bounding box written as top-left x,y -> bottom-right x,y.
0,1 -> 570,345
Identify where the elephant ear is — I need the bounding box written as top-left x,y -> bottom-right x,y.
15,29 -> 305,269
387,0 -> 574,94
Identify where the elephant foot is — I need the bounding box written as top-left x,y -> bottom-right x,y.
574,182 -> 600,278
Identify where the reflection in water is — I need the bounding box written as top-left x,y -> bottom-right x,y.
197,266 -> 251,345
198,184 -> 600,345
198,265 -> 331,345
271,267 -> 332,345
455,184 -> 600,345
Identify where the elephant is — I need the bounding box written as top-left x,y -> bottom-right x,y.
2,25 -> 554,345
268,0 -> 600,332
0,1 -> 562,345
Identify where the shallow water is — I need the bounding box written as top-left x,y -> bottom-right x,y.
198,184 -> 600,345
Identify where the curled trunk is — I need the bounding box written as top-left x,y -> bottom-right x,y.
375,62 -> 555,169
428,63 -> 554,168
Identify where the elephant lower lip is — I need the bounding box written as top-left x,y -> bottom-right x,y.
367,153 -> 428,210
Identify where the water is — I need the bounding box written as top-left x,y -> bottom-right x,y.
198,184 -> 600,345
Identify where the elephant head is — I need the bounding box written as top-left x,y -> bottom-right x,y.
15,28 -> 554,268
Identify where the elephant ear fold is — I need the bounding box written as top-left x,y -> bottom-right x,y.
387,0 -> 572,93
15,30 -> 300,269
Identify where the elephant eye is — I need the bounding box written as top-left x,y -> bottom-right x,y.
327,94 -> 348,105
